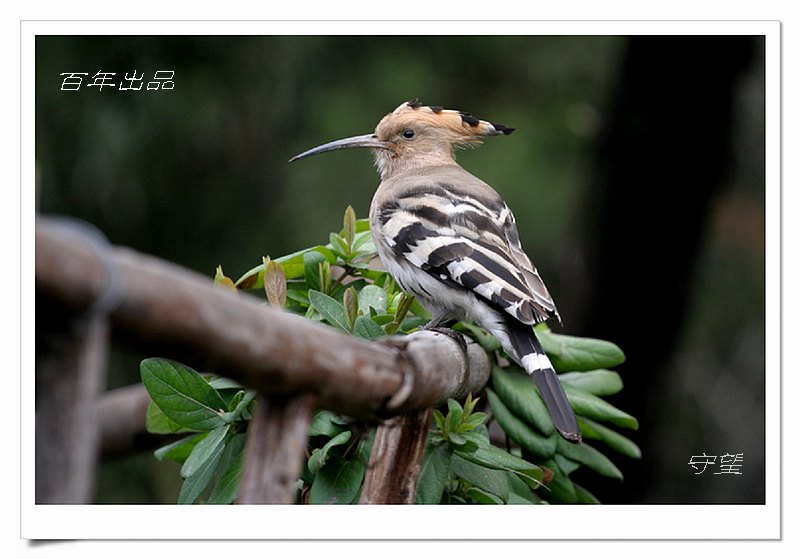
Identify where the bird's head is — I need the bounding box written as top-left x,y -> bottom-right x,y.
290,99 -> 514,179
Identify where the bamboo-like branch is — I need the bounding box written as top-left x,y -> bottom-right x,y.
37,217 -> 491,421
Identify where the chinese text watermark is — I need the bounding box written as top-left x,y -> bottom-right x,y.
688,452 -> 743,475
60,71 -> 175,92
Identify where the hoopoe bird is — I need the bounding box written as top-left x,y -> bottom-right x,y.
291,100 -> 581,443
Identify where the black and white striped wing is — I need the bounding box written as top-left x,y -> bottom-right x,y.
500,207 -> 561,324
377,178 -> 559,325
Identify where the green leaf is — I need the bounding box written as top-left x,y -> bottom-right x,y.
308,430 -> 352,475
304,251 -> 327,292
154,433 -> 204,463
559,370 -> 624,396
537,329 -> 626,371
207,377 -> 243,391
358,285 -> 390,315
308,290 -> 350,332
235,245 -> 327,288
343,205 -> 357,250
465,486 -> 504,504
448,432 -> 468,447
433,409 -> 447,433
309,411 -> 349,437
329,232 -> 349,258
454,440 -> 544,487
506,471 -> 544,504
564,387 -> 639,429
451,454 -> 510,503
353,315 -> 386,340
400,316 -> 428,332
578,417 -> 641,459
221,390 -> 257,424
312,246 -> 338,264
446,398 -> 463,436
146,400 -> 191,434
227,390 -> 245,412
416,444 -> 452,504
574,482 -> 601,504
368,313 -> 394,326
462,411 -> 487,431
491,366 -> 555,436
273,248 -> 319,281
309,455 -> 366,504
540,459 -> 577,503
555,436 -> 623,480
393,292 -> 415,324
207,433 -> 247,504
215,387 -> 250,410
177,437 -> 226,504
348,266 -> 385,283
462,392 -> 479,417
406,297 -> 430,319
140,358 -> 227,431
320,261 -> 332,293
330,278 -> 366,301
472,422 -> 491,440
486,388 -> 557,458
181,424 -> 229,479
286,288 -> 310,307
356,427 -> 376,466
354,217 -> 371,233
554,454 -> 582,476
351,229 -> 374,253
455,322 -> 502,352
207,451 -> 243,505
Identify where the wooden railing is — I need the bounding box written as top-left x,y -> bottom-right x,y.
34,216 -> 491,504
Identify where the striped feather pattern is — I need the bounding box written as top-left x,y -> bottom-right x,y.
372,166 -> 559,326
370,164 -> 580,442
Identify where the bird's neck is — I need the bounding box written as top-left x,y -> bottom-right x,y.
373,146 -> 457,181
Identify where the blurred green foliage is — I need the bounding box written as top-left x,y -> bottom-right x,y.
36,36 -> 622,275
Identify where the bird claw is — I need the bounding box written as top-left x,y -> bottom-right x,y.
421,313 -> 455,330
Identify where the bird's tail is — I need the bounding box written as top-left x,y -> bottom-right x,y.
504,319 -> 582,443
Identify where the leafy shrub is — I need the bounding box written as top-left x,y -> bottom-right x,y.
141,207 -> 639,504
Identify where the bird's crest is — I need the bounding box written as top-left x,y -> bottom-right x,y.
375,99 -> 515,145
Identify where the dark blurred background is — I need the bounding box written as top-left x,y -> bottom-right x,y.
35,35 -> 765,504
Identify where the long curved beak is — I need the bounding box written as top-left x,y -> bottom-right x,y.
289,133 -> 389,162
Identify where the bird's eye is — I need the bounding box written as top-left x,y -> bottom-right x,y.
401,128 -> 415,139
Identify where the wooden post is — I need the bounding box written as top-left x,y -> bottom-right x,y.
237,394 -> 317,504
36,307 -> 109,503
360,407 -> 434,504
35,219 -> 118,504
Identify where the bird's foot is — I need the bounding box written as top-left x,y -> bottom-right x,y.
420,313 -> 455,331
